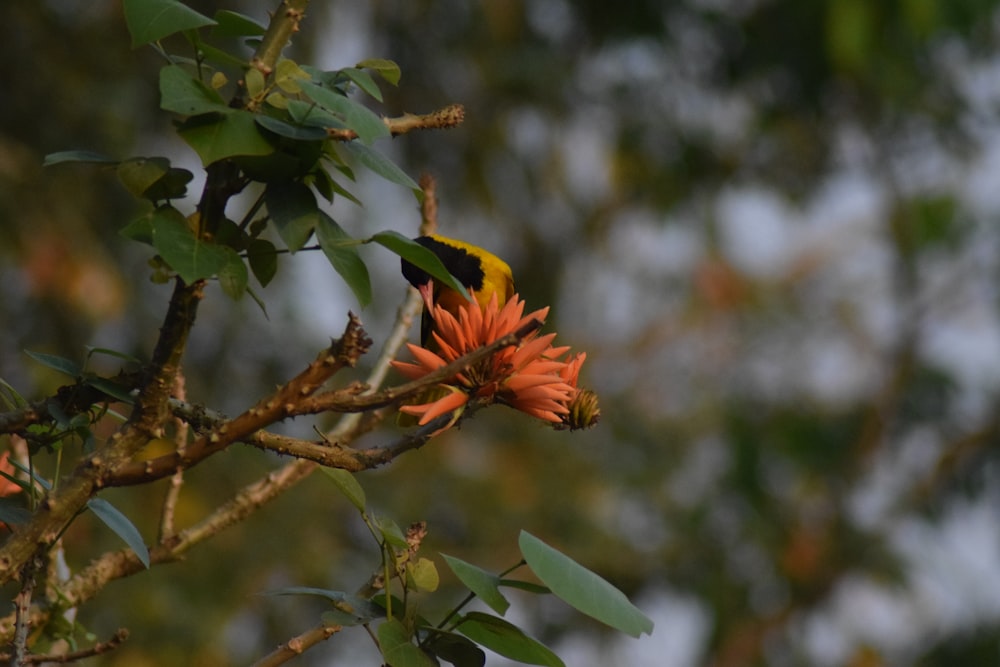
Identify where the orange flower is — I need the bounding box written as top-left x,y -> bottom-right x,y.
392,291 -> 586,429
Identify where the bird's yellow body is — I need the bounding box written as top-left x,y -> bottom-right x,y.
401,234 -> 515,342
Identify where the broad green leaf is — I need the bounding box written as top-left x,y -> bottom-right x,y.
159,65 -> 227,116
374,515 -> 408,550
407,557 -> 440,592
217,247 -> 248,300
518,531 -> 654,638
123,0 -> 216,48
151,207 -> 229,283
310,166 -> 336,203
357,58 -> 402,86
117,158 -> 191,201
117,157 -> 170,197
195,41 -> 249,69
24,351 -> 81,378
265,92 -> 289,109
84,376 -> 135,404
144,167 -> 194,201
456,612 -> 563,667
424,631 -> 486,667
442,555 -> 510,615
177,111 -> 274,166
341,142 -> 419,189
371,231 -> 469,297
254,115 -> 328,141
246,239 -> 278,287
319,466 -> 366,512
87,498 -> 150,568
245,68 -> 266,98
275,59 -> 311,94
263,587 -> 383,625
299,80 -> 389,144
120,212 -> 156,245
212,9 -> 265,37
317,213 -> 372,307
378,619 -> 436,667
43,150 -> 118,167
341,67 -> 383,102
264,182 -> 319,252
499,579 -> 550,595
287,99 -> 348,130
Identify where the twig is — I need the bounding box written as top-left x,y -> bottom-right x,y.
159,371 -> 188,541
251,622 -> 343,667
0,628 -> 130,664
326,104 -> 465,142
12,559 -> 37,666
105,314 -> 372,487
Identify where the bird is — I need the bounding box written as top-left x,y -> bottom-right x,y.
400,234 -> 515,344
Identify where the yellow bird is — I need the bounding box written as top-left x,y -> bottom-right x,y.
401,234 -> 515,344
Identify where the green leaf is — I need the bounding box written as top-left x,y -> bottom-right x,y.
84,377 -> 136,404
499,579 -> 550,595
378,619 -> 436,667
286,99 -> 347,130
263,587 -> 383,625
160,65 -> 227,116
341,142 -> 419,190
217,247 -> 248,300
357,58 -> 402,86
442,555 -> 510,615
319,466 -> 366,512
43,150 -> 118,167
117,158 -> 191,201
247,239 -> 278,287
264,182 -> 319,252
145,167 -> 194,201
212,9 -> 265,37
254,115 -> 329,141
374,515 -> 408,550
120,212 -> 156,245
407,557 -> 440,593
123,0 -> 216,48
0,379 -> 28,410
177,111 -> 275,166
117,157 -> 170,197
275,59 -> 312,94
317,213 -> 372,307
245,68 -> 266,98
87,498 -> 150,568
341,67 -> 383,102
518,531 -> 654,638
299,80 -> 389,144
24,351 -> 81,378
150,207 -> 229,283
371,231 -> 469,297
456,613 -> 563,667
424,631 -> 486,667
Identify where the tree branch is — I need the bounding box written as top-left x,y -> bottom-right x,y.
105,314 -> 372,487
325,103 -> 465,141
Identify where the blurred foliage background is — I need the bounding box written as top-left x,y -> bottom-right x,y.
4,0 -> 1000,665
